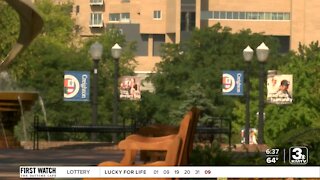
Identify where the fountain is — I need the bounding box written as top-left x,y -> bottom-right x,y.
0,91 -> 38,148
0,0 -> 43,148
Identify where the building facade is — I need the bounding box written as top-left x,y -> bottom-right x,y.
72,0 -> 320,72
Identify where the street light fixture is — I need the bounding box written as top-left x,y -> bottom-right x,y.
111,43 -> 122,143
256,42 -> 269,144
243,45 -> 253,144
89,41 -> 103,141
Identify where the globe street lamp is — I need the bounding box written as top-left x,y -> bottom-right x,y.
89,41 -> 103,141
243,45 -> 253,144
256,42 -> 269,144
111,43 -> 122,143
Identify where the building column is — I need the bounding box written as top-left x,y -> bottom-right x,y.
148,34 -> 154,57
195,0 -> 201,29
175,0 -> 181,43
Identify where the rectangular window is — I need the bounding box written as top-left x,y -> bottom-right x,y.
109,13 -> 120,21
233,12 -> 239,19
220,11 -> 226,19
239,12 -> 245,19
121,13 -> 130,22
265,12 -> 272,20
213,11 -> 219,19
90,0 -> 103,5
272,12 -> 278,20
283,13 -> 290,20
153,10 -> 161,19
258,12 -> 264,20
277,12 -> 284,20
251,12 -> 258,19
200,11 -> 212,20
90,13 -> 103,27
227,12 -> 232,19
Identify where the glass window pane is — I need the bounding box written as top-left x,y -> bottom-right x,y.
220,11 -> 226,19
278,12 -> 283,20
201,11 -> 213,20
233,12 -> 239,19
121,13 -> 130,19
283,13 -> 290,20
246,12 -> 251,19
265,12 -> 271,20
251,12 -> 258,19
239,12 -> 245,19
272,12 -> 277,20
109,13 -> 120,21
154,11 -> 161,19
258,12 -> 264,20
213,11 -> 219,19
227,12 -> 232,19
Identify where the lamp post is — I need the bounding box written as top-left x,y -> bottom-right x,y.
256,42 -> 269,144
111,43 -> 122,143
89,42 -> 103,141
243,45 -> 253,144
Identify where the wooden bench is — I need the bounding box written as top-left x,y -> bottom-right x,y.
84,107 -> 200,180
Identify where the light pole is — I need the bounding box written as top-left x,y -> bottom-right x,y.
111,43 -> 122,143
89,41 -> 103,141
243,45 -> 253,144
256,42 -> 269,144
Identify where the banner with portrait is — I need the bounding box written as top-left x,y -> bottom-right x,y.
119,76 -> 141,100
267,74 -> 293,104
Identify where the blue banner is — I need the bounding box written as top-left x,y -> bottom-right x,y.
64,71 -> 90,101
222,71 -> 244,96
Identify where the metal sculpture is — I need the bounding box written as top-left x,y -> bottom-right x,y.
0,0 -> 43,71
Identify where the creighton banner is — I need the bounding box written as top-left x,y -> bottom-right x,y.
222,71 -> 244,96
64,71 -> 90,102
267,74 -> 293,104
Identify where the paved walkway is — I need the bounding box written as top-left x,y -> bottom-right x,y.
0,143 -> 124,179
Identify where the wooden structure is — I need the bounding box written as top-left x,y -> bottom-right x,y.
0,92 -> 38,148
84,107 -> 200,180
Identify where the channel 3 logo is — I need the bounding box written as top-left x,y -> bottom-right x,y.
289,146 -> 308,165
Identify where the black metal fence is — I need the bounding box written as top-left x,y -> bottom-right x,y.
33,115 -> 231,150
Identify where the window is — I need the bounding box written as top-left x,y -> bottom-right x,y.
90,0 -> 103,5
90,13 -> 103,27
265,12 -> 272,20
153,10 -> 161,19
201,11 -> 213,20
227,12 -> 232,19
203,11 -> 290,21
239,12 -> 245,19
213,11 -> 219,19
121,13 -> 130,22
233,12 -> 239,19
109,13 -> 120,21
220,11 -> 226,19
283,13 -> 290,20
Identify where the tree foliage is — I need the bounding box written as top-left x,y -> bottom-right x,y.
147,24 -> 280,128
2,0 -> 136,141
264,42 -> 320,147
0,1 -> 19,60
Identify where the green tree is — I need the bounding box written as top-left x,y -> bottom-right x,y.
0,1 -> 19,60
146,24 -> 281,133
264,42 -> 320,146
5,1 -> 136,141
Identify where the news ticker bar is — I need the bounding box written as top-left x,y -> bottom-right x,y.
20,166 -> 320,178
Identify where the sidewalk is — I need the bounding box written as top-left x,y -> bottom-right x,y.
0,142 -> 124,179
